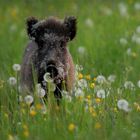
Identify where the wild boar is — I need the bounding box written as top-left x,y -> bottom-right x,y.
20,16 -> 77,101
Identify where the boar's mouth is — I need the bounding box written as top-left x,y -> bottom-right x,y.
46,63 -> 65,85
46,64 -> 58,78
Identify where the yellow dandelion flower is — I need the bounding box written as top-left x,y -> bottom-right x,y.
92,111 -> 97,117
85,75 -> 91,80
95,98 -> 101,104
133,102 -> 140,111
86,95 -> 91,100
90,83 -> 95,88
86,99 -> 91,105
8,134 -> 14,140
78,73 -> 83,79
23,130 -> 29,137
11,7 -> 18,19
93,77 -> 96,81
132,52 -> 137,58
23,124 -> 28,130
136,105 -> 140,111
78,96 -> 83,101
68,123 -> 76,131
30,110 -> 37,117
0,80 -> 4,89
36,103 -> 43,110
114,107 -> 118,113
89,106 -> 94,113
95,122 -> 101,129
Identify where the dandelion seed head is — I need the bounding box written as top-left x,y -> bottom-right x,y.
61,90 -> 68,96
126,48 -> 132,56
38,88 -> 46,98
24,95 -> 33,105
12,64 -> 21,71
65,95 -> 72,102
134,2 -> 140,11
137,80 -> 140,88
85,18 -> 93,27
96,75 -> 106,84
77,46 -> 86,54
101,7 -> 112,16
75,64 -> 83,71
124,81 -> 135,90
108,75 -> 116,83
75,88 -> 84,97
96,89 -> 105,99
43,72 -> 53,83
136,26 -> 140,34
131,132 -> 137,139
10,24 -> 17,32
135,37 -> 140,45
120,38 -> 128,46
8,77 -> 17,85
77,79 -> 88,89
117,99 -> 131,112
118,3 -> 128,17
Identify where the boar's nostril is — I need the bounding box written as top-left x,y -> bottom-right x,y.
47,64 -> 58,78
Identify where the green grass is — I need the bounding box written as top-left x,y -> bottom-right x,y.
1,0 -> 140,140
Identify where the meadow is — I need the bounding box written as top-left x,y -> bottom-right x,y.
1,0 -> 140,140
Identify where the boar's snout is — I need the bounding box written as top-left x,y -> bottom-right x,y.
46,61 -> 58,78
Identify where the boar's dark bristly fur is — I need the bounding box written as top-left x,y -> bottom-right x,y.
20,16 -> 77,103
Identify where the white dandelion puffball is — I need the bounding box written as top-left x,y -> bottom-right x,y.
61,90 -> 69,96
8,77 -> 17,85
10,24 -> 17,32
12,64 -> 21,71
134,2 -> 140,11
124,81 -> 135,90
135,37 -> 140,45
49,82 -> 56,92
96,75 -> 106,84
119,38 -> 128,46
97,89 -> 105,98
43,72 -> 53,83
75,64 -> 83,71
36,83 -> 46,97
126,48 -> 131,56
136,26 -> 140,34
75,88 -> 84,97
85,18 -> 93,27
24,95 -> 34,105
101,7 -> 112,16
118,3 -> 128,17
77,46 -> 86,54
137,80 -> 140,88
77,79 -> 88,89
65,95 -> 72,102
108,75 -> 116,83
117,99 -> 131,112
37,87 -> 46,98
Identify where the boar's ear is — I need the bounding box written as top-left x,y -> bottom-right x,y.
26,16 -> 38,39
64,16 -> 77,41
